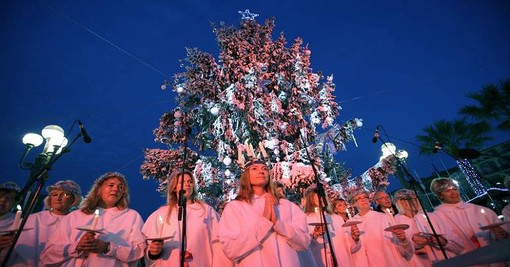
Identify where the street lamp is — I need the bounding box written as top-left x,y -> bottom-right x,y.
19,125 -> 68,178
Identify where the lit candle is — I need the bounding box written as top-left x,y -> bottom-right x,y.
244,140 -> 253,158
158,215 -> 164,237
91,209 -> 99,230
249,144 -> 255,158
237,145 -> 245,166
12,205 -> 22,229
259,142 -> 268,159
480,208 -> 490,224
346,208 -> 352,220
420,214 -> 430,233
385,208 -> 396,225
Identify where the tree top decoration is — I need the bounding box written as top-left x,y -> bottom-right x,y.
141,10 -> 362,208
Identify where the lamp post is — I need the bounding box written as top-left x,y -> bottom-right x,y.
3,124 -> 71,266
379,143 -> 408,188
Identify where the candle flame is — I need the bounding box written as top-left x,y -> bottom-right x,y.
481,208 -> 486,215
158,215 -> 163,224
94,209 -> 99,216
17,205 -> 21,211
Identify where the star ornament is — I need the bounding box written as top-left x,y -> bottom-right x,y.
238,9 -> 259,20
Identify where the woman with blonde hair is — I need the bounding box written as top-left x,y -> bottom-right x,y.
142,169 -> 232,267
41,172 -> 146,266
218,159 -> 311,266
303,185 -> 358,267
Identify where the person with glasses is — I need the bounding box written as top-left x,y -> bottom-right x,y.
373,189 -> 398,216
9,180 -> 82,266
41,172 -> 146,266
349,190 -> 412,267
431,177 -> 508,261
393,189 -> 463,266
0,181 -> 21,263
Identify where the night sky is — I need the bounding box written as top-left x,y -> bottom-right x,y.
1,1 -> 509,219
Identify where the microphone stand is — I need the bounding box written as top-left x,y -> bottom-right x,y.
299,131 -> 339,267
177,125 -> 190,267
1,133 -> 82,267
377,134 -> 448,259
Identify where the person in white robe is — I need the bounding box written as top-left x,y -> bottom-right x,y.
0,181 -> 20,264
502,176 -> 510,232
303,185 -> 359,267
9,180 -> 82,267
393,188 -> 463,267
331,198 -> 350,223
349,190 -> 413,267
430,177 -> 509,267
142,169 -> 232,267
40,172 -> 146,266
218,159 -> 311,267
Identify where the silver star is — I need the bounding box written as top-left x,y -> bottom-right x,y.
238,9 -> 259,20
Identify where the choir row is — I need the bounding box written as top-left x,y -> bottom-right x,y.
0,159 -> 508,266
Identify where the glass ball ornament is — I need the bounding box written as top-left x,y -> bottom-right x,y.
210,106 -> 220,116
223,156 -> 232,166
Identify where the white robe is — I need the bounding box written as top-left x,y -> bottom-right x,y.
413,211 -> 464,264
218,195 -> 311,267
502,204 -> 510,232
351,210 -> 412,267
142,203 -> 233,267
0,213 -> 14,264
40,207 -> 146,266
433,202 -> 507,267
9,210 -> 64,267
306,212 -> 358,267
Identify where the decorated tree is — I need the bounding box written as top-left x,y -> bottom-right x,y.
140,11 -> 362,209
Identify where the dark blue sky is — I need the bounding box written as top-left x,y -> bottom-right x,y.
1,1 -> 509,219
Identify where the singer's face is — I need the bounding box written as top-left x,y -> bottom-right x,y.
248,164 -> 269,187
0,190 -> 16,216
374,191 -> 392,208
99,177 -> 125,208
334,201 -> 347,214
49,189 -> 75,213
353,193 -> 370,211
439,187 -> 461,204
174,174 -> 194,198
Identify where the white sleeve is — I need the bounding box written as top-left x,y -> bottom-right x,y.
218,201 -> 273,261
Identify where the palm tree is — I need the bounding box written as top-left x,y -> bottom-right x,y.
459,79 -> 510,131
416,119 -> 492,196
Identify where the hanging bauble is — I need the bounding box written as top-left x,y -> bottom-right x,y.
176,86 -> 184,94
223,156 -> 232,166
210,106 -> 220,116
161,84 -> 167,90
225,169 -> 231,177
174,110 -> 182,118
274,148 -> 280,155
279,122 -> 288,130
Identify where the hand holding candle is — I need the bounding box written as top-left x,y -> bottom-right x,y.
91,209 -> 99,230
12,205 -> 22,230
385,208 -> 396,225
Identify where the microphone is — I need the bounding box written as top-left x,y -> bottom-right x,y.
77,120 -> 92,143
371,127 -> 379,143
432,141 -> 441,153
